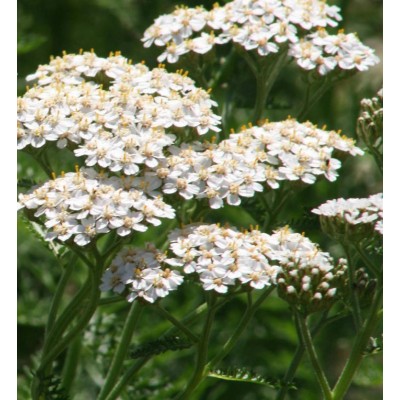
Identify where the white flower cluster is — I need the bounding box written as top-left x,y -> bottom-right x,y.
165,223 -> 344,297
18,51 -> 221,156
289,29 -> 380,75
100,246 -> 184,303
155,119 -> 363,209
17,168 -> 175,246
165,223 -> 281,293
274,227 -> 348,312
312,192 -> 383,236
142,1 -> 379,74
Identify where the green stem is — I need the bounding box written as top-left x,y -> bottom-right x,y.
99,296 -> 125,306
104,356 -> 151,400
253,50 -> 288,124
98,301 -> 144,400
342,244 -> 363,331
369,147 -> 383,175
43,275 -> 91,354
208,286 -> 275,370
353,242 -> 381,277
275,310 -> 329,400
106,291 -> 247,399
39,268 -> 100,373
45,261 -> 74,338
235,44 -> 258,77
295,312 -> 333,399
32,266 -> 101,400
175,294 -> 217,400
209,47 -> 238,90
152,304 -> 200,343
61,336 -> 82,394
331,286 -> 382,399
297,78 -> 331,121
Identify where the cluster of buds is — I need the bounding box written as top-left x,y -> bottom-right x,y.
312,193 -> 383,240
356,89 -> 383,155
273,228 -> 348,313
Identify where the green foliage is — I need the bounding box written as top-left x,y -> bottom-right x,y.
208,366 -> 293,389
131,335 -> 194,359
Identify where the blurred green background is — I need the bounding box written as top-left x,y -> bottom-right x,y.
17,0 -> 382,399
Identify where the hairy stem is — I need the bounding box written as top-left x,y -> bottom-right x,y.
331,286 -> 382,399
98,302 -> 144,400
342,243 -> 363,331
61,336 -> 82,395
175,294 -> 217,400
295,312 -> 332,399
45,260 -> 75,338
152,304 -> 200,343
208,286 -> 274,370
253,50 -> 288,124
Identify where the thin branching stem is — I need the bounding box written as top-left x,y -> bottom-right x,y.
331,285 -> 382,399
152,304 -> 200,343
295,312 -> 333,399
175,294 -> 217,400
98,301 -> 145,400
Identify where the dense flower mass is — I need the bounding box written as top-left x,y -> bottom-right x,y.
17,51 -> 221,157
17,168 -> 175,246
160,119 -> 364,208
100,245 -> 184,303
164,223 -> 345,305
312,193 -> 383,237
142,0 -> 379,74
165,224 -> 281,293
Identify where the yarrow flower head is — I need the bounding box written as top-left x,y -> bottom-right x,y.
312,192 -> 383,239
274,227 -> 348,314
100,245 -> 184,303
17,168 -> 175,246
142,1 -> 379,75
289,29 -> 380,75
165,223 -> 281,293
17,51 -> 221,157
154,118 -> 363,209
164,223 -> 346,303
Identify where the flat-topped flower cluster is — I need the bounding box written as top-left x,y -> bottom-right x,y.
312,192 -> 383,237
143,0 -> 379,74
17,168 -> 175,246
17,51 -> 221,156
100,224 -> 349,306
